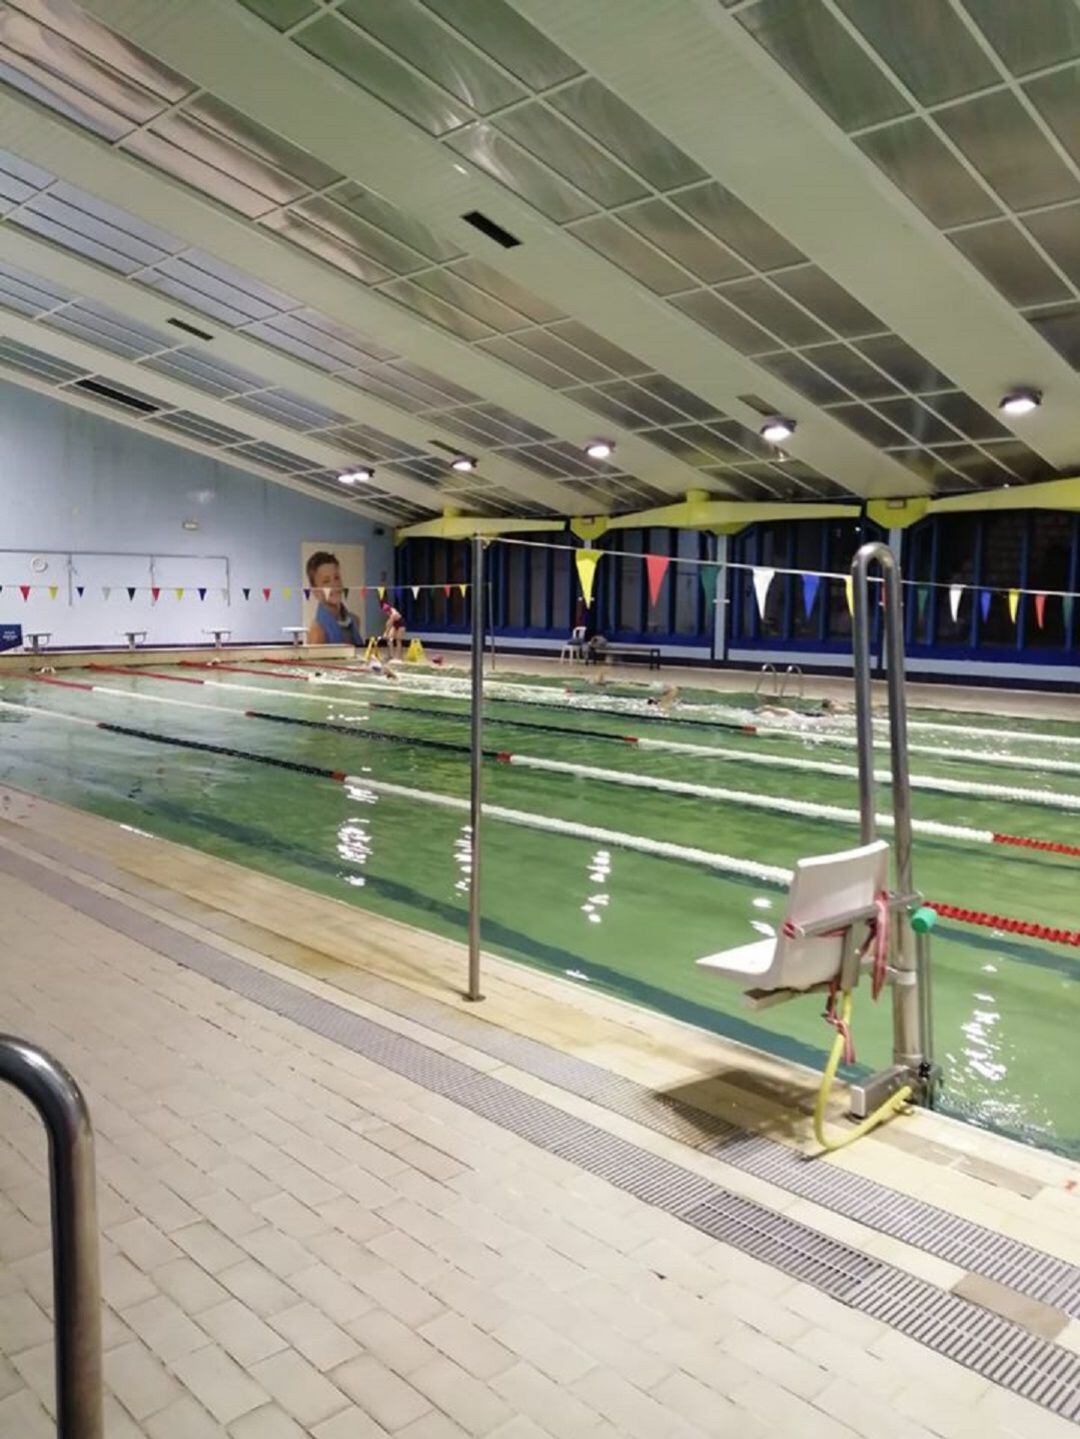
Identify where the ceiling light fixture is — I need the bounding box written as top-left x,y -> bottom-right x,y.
760,417 -> 795,443
451,455 -> 476,473
338,466 -> 373,485
999,388 -> 1041,416
585,439 -> 614,460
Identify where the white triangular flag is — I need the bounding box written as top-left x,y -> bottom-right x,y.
752,566 -> 775,618
102,586 -> 111,601
411,585 -> 420,600
949,583 -> 963,622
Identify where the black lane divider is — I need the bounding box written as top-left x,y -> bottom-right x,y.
248,708 -> 501,759
364,699 -> 641,747
97,722 -> 349,783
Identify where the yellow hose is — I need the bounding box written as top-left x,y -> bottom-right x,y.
812,991 -> 912,1154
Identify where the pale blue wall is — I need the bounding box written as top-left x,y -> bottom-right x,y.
0,379 -> 393,647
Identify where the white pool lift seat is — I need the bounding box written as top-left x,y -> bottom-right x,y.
697,839 -> 890,1008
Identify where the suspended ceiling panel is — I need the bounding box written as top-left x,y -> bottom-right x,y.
1,0 -> 1076,512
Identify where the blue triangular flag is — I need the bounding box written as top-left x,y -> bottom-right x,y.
802,573 -> 820,617
980,589 -> 992,622
76,585 -> 85,598
198,587 -> 207,601
242,587 -> 251,601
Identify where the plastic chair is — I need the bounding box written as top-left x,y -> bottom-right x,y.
697,839 -> 889,1002
559,625 -> 587,664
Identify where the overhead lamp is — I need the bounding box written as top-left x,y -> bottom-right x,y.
585,439 -> 614,460
451,455 -> 476,473
338,466 -> 373,485
999,388 -> 1041,416
760,417 -> 795,443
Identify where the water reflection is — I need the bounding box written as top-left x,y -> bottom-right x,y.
454,823 -> 472,895
337,815 -> 373,886
581,848 -> 612,926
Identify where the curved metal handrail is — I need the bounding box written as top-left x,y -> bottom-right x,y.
0,1038 -> 103,1439
753,662 -> 778,697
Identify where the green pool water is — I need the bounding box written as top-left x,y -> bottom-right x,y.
0,662 -> 1077,1161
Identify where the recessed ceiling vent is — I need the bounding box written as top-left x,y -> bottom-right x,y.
166,316 -> 214,341
462,210 -> 521,249
73,378 -> 160,414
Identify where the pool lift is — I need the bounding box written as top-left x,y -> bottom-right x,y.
698,543 -> 940,1151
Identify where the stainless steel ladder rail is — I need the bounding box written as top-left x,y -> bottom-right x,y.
753,662 -> 779,697
850,544 -> 938,1107
0,1037 -> 103,1439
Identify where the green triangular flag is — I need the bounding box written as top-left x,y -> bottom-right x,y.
699,565 -> 718,606
916,585 -> 930,621
1064,594 -> 1075,631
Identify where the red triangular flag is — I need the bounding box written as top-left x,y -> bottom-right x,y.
262,588 -> 271,601
19,585 -> 30,601
444,584 -> 452,598
644,554 -> 670,608
151,587 -> 161,603
359,586 -> 367,599
1035,592 -> 1047,629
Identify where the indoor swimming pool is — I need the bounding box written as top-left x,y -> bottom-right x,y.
1,659 -> 1077,1162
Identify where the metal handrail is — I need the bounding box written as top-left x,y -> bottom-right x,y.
753,662 -> 778,697
850,544 -> 935,1096
0,1038 -> 103,1439
780,664 -> 804,700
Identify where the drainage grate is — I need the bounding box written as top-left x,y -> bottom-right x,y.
4,843 -> 1080,1424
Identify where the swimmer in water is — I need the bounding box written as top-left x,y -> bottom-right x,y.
647,684 -> 680,712
759,697 -> 851,721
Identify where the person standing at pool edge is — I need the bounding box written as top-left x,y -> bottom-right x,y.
381,596 -> 406,662
306,550 -> 364,647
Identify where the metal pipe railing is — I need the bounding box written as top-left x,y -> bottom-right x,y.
0,1037 -> 103,1438
850,543 -> 935,1092
466,534 -> 485,1002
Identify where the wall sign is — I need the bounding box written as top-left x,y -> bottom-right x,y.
0,625 -> 23,652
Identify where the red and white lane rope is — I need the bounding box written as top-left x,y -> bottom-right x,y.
4,695 -> 1080,946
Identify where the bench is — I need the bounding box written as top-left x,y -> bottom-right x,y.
282,626 -> 308,646
23,631 -> 51,654
588,642 -> 661,671
119,630 -> 147,651
202,628 -> 232,649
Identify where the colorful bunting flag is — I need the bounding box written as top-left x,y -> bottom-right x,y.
916,585 -> 930,623
801,573 -> 820,618
342,588 -> 349,600
575,549 -> 601,607
1034,593 -> 1047,629
1008,589 -> 1020,623
459,583 -> 468,597
377,586 -> 386,601
262,588 -> 271,601
175,588 -> 184,601
1065,595 -> 1075,631
948,584 -> 963,623
699,565 -> 719,607
221,589 -> 229,603
102,587 -> 111,602
48,586 -> 58,600
283,586 -> 292,600
751,566 -> 775,618
359,586 -> 367,599
19,585 -> 30,602
198,587 -> 207,602
242,587 -> 251,601
443,584 -> 452,598
127,587 -> 136,602
303,587 -> 311,601
151,587 -> 160,603
411,585 -> 420,600
645,554 -> 670,608
980,589 -> 992,623
76,585 -> 85,599
844,575 -> 854,616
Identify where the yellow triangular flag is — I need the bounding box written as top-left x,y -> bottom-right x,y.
175,588 -> 184,601
575,549 -> 601,607
48,585 -> 58,600
377,586 -> 386,601
844,576 -> 853,616
283,586 -> 292,599
459,583 -> 467,597
1008,589 -> 1020,623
